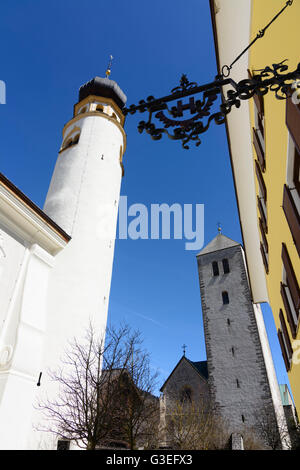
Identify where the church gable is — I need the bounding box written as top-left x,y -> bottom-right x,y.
160,356 -> 209,405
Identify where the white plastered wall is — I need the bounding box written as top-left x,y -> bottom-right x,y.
215,0 -> 268,303
28,109 -> 125,449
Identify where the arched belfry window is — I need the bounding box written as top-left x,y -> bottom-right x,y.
64,138 -> 73,149
222,258 -> 230,274
61,131 -> 80,152
72,134 -> 80,145
180,385 -> 192,404
79,106 -> 87,114
222,291 -> 229,305
212,261 -> 219,276
96,104 -> 104,113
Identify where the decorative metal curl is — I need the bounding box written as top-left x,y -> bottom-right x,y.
221,0 -> 294,77
124,61 -> 300,149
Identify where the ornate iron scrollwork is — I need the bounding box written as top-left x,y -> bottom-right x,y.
124,61 -> 300,149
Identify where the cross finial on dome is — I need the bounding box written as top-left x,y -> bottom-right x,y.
105,54 -> 114,78
218,222 -> 222,234
182,344 -> 187,356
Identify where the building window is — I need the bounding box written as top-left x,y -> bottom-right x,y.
61,132 -> 80,152
277,310 -> 293,373
260,242 -> 269,274
283,131 -> 300,256
96,104 -> 104,113
257,195 -> 268,233
242,415 -> 245,423
256,158 -> 268,262
231,347 -> 235,357
259,217 -> 269,274
222,291 -> 229,305
249,69 -> 265,171
212,261 -> 219,276
253,127 -> 265,172
57,440 -> 70,450
293,146 -> 300,197
236,379 -> 240,388
281,282 -> 297,339
222,258 -> 230,274
282,243 -> 300,323
79,106 -> 87,114
73,134 -> 80,145
227,318 -> 231,326
255,160 -> 267,203
180,386 -> 192,404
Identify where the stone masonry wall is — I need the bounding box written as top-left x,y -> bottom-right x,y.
197,245 -> 279,442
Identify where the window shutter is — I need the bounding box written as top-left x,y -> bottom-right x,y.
259,219 -> 268,253
277,329 -> 291,372
279,309 -> 293,359
253,127 -> 265,171
257,195 -> 268,233
286,97 -> 300,154
294,147 -> 300,197
280,283 -> 297,339
255,160 -> 267,202
281,243 -> 300,311
282,185 -> 300,256
260,242 -> 269,274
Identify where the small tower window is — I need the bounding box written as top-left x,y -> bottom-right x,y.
212,261 -> 219,276
65,138 -> 73,149
72,134 -> 80,145
61,132 -> 80,152
79,106 -> 87,114
222,258 -> 230,274
241,415 -> 245,423
111,112 -> 117,120
96,104 -> 104,113
231,347 -> 235,357
236,379 -> 240,388
222,291 -> 229,304
227,318 -> 231,326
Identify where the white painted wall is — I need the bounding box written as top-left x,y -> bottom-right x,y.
0,226 -> 26,328
253,303 -> 291,449
28,108 -> 125,449
0,177 -> 67,450
0,242 -> 56,449
214,0 -> 269,303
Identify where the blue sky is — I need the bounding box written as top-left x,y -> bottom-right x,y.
0,0 -> 290,395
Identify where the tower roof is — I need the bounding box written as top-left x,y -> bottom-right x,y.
196,233 -> 240,257
186,359 -> 208,379
79,77 -> 127,109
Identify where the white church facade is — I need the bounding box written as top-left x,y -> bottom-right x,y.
0,76 -> 127,449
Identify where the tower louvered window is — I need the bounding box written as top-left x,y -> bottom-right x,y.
222,258 -> 230,274
212,261 -> 219,276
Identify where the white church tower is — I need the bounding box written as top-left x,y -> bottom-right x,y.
28,76 -> 127,448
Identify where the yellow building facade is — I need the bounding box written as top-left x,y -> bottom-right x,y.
210,0 -> 300,413
249,0 -> 300,414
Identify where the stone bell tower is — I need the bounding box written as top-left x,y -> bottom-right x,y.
196,233 -> 290,448
28,76 -> 127,448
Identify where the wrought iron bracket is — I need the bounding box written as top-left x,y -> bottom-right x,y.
124,61 -> 300,149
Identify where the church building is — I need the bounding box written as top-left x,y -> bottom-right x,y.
160,232 -> 290,449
